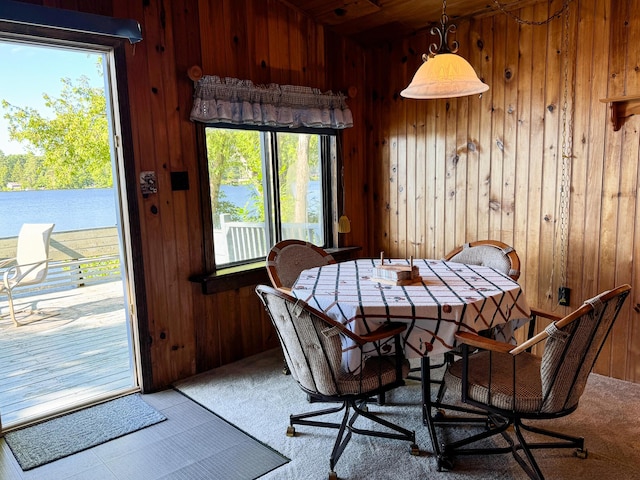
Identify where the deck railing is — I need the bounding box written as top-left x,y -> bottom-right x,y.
0,227 -> 121,297
1,220 -> 322,296
216,214 -> 322,264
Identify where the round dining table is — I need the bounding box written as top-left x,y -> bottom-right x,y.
291,258 -> 531,374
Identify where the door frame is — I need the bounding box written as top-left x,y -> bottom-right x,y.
0,19 -> 152,393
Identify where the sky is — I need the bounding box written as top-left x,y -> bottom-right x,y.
0,40 -> 105,155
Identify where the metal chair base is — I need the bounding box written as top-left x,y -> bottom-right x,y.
422,352 -> 586,480
288,397 -> 419,479
434,413 -> 585,480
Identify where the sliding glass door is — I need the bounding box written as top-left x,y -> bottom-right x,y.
0,38 -> 140,430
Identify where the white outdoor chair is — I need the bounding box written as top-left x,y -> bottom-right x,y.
0,223 -> 55,326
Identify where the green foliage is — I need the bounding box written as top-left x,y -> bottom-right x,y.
205,128 -> 263,224
0,152 -> 51,190
0,71 -> 111,190
205,128 -> 323,227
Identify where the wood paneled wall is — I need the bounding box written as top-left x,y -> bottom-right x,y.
9,0 -> 368,389
116,0 -> 368,387
366,0 -> 640,382
10,0 -> 640,388
185,0 -> 368,376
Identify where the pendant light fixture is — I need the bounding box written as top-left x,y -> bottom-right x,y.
401,0 -> 488,100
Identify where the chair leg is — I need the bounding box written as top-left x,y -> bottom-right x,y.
282,357 -> 291,375
288,402 -> 359,479
437,415 -> 517,474
518,421 -> 585,452
438,414 -> 586,480
442,415 -> 513,454
6,290 -> 20,327
422,357 -> 488,461
328,399 -> 419,476
289,397 -> 419,479
350,400 -> 417,448
329,403 -> 353,474
511,420 -> 545,480
289,402 -> 347,431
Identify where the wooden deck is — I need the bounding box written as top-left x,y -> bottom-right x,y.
0,280 -> 137,430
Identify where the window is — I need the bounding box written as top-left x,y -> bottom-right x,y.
201,126 -> 336,269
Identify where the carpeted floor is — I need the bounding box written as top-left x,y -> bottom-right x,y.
174,348 -> 640,480
4,394 -> 166,471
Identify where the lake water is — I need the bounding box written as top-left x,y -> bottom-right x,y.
0,186 -> 260,239
0,183 -> 320,239
0,189 -> 118,238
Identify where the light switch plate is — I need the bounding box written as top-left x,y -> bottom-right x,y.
140,171 -> 158,195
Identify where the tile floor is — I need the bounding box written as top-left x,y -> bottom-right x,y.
0,389 -> 284,480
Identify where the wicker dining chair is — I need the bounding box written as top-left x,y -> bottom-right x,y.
445,239 -> 526,344
255,285 -> 419,480
266,239 -> 336,375
426,284 -> 631,480
266,239 -> 335,292
410,240 -> 524,383
444,239 -> 521,281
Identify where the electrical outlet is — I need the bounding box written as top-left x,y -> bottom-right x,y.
558,287 -> 570,306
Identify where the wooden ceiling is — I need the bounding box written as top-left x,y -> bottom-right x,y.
283,0 -> 533,45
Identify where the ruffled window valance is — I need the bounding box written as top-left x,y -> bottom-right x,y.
190,75 -> 353,129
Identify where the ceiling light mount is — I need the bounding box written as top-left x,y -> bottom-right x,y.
429,0 -> 458,56
401,0 -> 489,100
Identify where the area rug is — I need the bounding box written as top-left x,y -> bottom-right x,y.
174,348 -> 640,480
4,393 -> 166,471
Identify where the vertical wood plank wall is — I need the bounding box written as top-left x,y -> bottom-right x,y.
186,0 -> 369,376
10,0 -> 639,387
12,0 -> 368,389
367,0 -> 640,382
125,0 -> 368,385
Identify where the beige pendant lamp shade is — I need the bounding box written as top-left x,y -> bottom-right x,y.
401,0 -> 488,100
401,53 -> 489,99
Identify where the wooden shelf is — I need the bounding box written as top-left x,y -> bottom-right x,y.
600,94 -> 640,131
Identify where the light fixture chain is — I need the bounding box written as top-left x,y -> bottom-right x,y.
493,0 -> 573,303
558,0 -> 572,289
546,0 -> 573,305
492,0 -> 573,26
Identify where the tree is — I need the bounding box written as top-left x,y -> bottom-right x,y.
204,128 -> 320,226
277,132 -> 319,224
205,128 -> 261,225
1,74 -> 111,189
0,152 -> 51,190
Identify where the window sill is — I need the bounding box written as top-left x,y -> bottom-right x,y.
189,262 -> 269,295
189,246 -> 361,294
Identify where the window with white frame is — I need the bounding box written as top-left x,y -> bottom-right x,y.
201,125 -> 336,268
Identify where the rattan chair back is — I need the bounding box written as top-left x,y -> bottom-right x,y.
444,239 -> 520,281
266,239 -> 335,290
